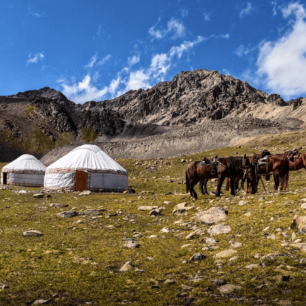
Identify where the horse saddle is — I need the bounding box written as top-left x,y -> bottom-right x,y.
200,160 -> 207,166
258,155 -> 269,166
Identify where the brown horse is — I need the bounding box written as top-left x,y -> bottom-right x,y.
247,154 -> 289,192
273,152 -> 306,189
186,158 -> 214,199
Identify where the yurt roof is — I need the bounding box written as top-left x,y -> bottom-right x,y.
46,144 -> 127,174
2,154 -> 46,173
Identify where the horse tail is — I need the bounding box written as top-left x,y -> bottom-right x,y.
186,170 -> 190,193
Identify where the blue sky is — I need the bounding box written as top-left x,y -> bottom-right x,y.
1,0 -> 306,102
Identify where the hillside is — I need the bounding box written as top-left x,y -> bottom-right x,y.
1,139 -> 306,305
1,69 -> 306,162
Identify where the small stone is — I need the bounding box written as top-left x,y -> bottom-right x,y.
160,228 -> 169,233
50,203 -> 68,208
0,284 -> 9,290
78,190 -> 91,196
238,200 -> 248,206
119,262 -> 134,272
149,209 -> 162,216
214,249 -> 237,259
124,241 -> 140,249
164,201 -> 172,205
208,223 -> 231,235
210,279 -> 226,286
230,241 -> 243,248
80,209 -> 105,216
186,228 -> 205,240
32,300 -> 50,305
229,256 -> 239,262
245,264 -> 260,269
138,206 -> 158,211
181,284 -> 194,291
301,203 -> 306,209
258,195 -> 265,201
33,193 -> 44,199
57,210 -> 78,218
164,279 -> 176,284
190,253 -> 206,261
204,237 -> 217,245
267,234 -> 275,240
218,284 -> 242,294
244,212 -> 252,217
135,268 -> 145,273
149,235 -> 158,239
292,232 -> 296,241
173,202 -> 194,214
23,230 -> 43,237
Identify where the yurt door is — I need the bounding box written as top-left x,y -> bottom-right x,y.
3,173 -> 7,185
75,171 -> 87,191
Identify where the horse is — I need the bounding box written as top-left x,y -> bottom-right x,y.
274,152 -> 306,189
247,153 -> 289,192
211,155 -> 252,197
186,157 -> 213,199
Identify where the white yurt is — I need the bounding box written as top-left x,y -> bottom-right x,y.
44,144 -> 128,192
1,154 -> 46,187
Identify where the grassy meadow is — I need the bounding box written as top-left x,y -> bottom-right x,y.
1,131 -> 306,305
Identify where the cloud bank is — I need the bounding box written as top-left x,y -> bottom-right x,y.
257,2 -> 306,97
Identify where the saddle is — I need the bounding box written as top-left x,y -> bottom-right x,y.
201,156 -> 218,175
258,155 -> 269,166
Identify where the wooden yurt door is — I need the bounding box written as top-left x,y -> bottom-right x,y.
75,171 -> 87,191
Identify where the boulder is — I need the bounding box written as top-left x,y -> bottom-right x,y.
291,215 -> 306,234
186,228 -> 205,240
195,207 -> 227,224
33,193 -> 44,199
119,262 -> 134,272
50,203 -> 68,208
124,241 -> 140,249
138,206 -> 158,211
149,209 -> 162,216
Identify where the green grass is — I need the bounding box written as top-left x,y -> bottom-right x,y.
1,141 -> 306,305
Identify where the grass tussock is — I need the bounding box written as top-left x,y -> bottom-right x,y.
1,142 -> 306,305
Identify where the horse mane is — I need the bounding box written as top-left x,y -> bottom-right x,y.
261,149 -> 272,157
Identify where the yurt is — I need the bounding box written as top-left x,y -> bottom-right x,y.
44,144 -> 128,192
1,154 -> 46,187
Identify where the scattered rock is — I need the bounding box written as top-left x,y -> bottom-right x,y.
245,264 -> 260,269
78,190 -> 91,196
57,210 -> 79,218
244,212 -> 252,217
33,193 -> 44,199
124,241 -> 140,249
258,195 -> 265,201
135,268 -> 145,273
208,223 -> 231,235
238,200 -> 248,206
164,279 -> 176,284
23,230 -> 43,237
80,209 -> 105,215
267,234 -> 275,240
149,209 -> 162,216
50,203 -> 68,208
210,279 -> 226,286
218,284 -> 242,294
119,262 -> 134,272
195,207 -> 227,225
164,201 -> 172,205
190,253 -> 206,261
230,241 -> 243,248
173,202 -> 194,214
214,249 -> 237,259
0,284 -> 9,290
229,256 -> 239,263
186,228 -> 205,240
138,206 -> 158,211
291,215 -> 306,234
301,203 -> 306,209
204,237 -> 217,245
32,300 -> 50,305
181,284 -> 194,291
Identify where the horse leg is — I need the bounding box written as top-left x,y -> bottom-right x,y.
230,177 -> 236,196
278,175 -> 284,192
273,174 -> 279,191
204,179 -> 209,195
226,178 -> 230,191
199,180 -> 204,195
216,176 -> 225,197
190,183 -> 198,200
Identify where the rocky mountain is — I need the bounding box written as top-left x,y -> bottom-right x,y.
1,69 -> 305,162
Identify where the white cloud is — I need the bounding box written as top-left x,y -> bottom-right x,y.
97,54 -> 112,66
27,7 -> 45,18
257,2 -> 306,97
127,55 -> 140,66
272,1 -> 277,16
59,36 -> 205,102
181,9 -> 188,18
202,10 -> 211,21
149,18 -> 186,39
236,44 -> 252,57
240,3 -> 253,18
27,53 -> 44,64
85,53 -> 98,68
